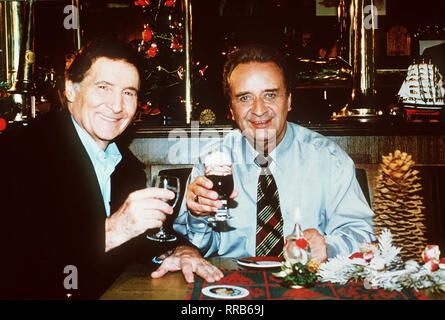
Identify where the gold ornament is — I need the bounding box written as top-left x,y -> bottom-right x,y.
199,108 -> 216,125
306,260 -> 320,273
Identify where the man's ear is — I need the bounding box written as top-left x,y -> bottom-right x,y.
287,93 -> 292,111
65,80 -> 77,103
229,106 -> 235,121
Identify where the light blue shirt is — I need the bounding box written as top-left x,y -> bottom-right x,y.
71,116 -> 122,217
173,122 -> 375,258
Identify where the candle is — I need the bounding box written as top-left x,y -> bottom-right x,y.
294,206 -> 301,223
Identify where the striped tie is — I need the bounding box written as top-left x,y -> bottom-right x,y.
255,155 -> 284,257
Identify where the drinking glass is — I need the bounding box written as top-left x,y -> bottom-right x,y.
204,153 -> 234,222
146,175 -> 179,242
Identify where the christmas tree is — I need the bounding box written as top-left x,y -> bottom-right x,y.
133,0 -> 210,124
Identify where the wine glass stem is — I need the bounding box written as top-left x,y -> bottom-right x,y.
219,200 -> 231,217
158,227 -> 166,236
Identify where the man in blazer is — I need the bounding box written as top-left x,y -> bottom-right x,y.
0,39 -> 222,299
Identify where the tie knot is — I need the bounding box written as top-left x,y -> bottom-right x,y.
255,154 -> 270,168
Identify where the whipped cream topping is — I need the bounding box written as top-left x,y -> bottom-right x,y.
204,151 -> 232,176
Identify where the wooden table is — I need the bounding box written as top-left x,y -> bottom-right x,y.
101,258 -> 444,300
101,257 -> 235,300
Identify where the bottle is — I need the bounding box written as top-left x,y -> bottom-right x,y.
283,223 -> 311,265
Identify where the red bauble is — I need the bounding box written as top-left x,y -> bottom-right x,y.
349,252 -> 364,260
134,0 -> 150,6
0,118 -> 6,131
165,0 -> 176,7
294,238 -> 308,250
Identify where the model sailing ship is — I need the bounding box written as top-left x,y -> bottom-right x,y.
398,61 -> 445,115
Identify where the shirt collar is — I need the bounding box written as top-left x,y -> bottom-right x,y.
271,121 -> 292,163
71,115 -> 122,165
239,122 -> 292,168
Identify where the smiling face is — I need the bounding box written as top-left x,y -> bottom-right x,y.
228,62 -> 291,154
65,57 -> 140,150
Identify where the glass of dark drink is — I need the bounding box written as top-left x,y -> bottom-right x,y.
146,175 -> 179,242
204,151 -> 234,222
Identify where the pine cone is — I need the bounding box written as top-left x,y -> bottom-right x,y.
373,150 -> 427,262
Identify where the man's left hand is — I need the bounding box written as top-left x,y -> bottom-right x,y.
151,246 -> 224,283
303,228 -> 328,263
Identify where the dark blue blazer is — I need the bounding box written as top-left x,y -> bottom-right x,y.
0,110 -> 180,299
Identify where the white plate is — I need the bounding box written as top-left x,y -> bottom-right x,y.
236,259 -> 282,269
202,285 -> 250,299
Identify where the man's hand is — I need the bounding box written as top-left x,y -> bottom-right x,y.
186,176 -> 238,217
303,228 -> 328,263
105,187 -> 175,251
151,245 -> 224,283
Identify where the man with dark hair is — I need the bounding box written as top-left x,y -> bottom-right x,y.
65,38 -> 145,84
222,44 -> 292,100
0,39 -> 222,299
174,44 -> 374,261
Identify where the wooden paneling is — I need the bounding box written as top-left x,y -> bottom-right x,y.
416,166 -> 445,253
330,136 -> 445,164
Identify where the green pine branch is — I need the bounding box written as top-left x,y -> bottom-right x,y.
281,263 -> 319,288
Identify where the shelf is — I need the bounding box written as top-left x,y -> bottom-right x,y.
131,120 -> 445,138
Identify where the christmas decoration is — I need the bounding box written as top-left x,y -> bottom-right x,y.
142,24 -> 153,42
273,223 -> 320,288
0,82 -> 18,127
283,223 -> 311,265
134,0 -> 150,6
198,108 -> 216,125
271,226 -> 444,293
439,258 -> 445,269
0,118 -> 6,132
423,245 -> 440,263
318,229 -> 445,293
164,0 -> 176,7
276,262 -> 319,289
146,43 -> 158,58
373,150 -> 427,262
133,0 -> 210,124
